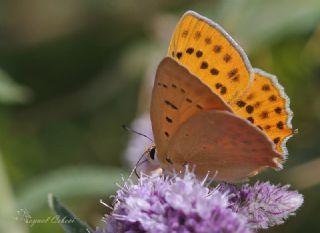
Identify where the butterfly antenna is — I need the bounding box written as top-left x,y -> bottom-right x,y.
122,125 -> 153,142
133,151 -> 148,178
134,167 -> 140,178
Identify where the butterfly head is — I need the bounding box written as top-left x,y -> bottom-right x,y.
145,144 -> 160,166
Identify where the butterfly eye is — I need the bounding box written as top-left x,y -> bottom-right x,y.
149,147 -> 156,160
146,146 -> 160,167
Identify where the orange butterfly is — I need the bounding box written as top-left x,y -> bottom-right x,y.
146,11 -> 294,182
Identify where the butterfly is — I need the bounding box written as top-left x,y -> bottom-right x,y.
146,11 -> 294,182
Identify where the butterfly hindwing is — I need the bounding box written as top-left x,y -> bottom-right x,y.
167,110 -> 283,182
231,69 -> 294,155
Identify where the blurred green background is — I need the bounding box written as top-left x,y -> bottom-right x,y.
0,0 -> 319,233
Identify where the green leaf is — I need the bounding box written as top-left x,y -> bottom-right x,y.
48,194 -> 93,233
17,166 -> 129,213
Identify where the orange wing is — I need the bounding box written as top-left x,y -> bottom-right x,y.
150,57 -> 231,166
231,69 -> 294,155
168,11 -> 294,156
167,110 -> 283,182
168,11 -> 253,104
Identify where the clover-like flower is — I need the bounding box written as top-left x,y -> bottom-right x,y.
219,181 -> 304,229
96,169 -> 303,233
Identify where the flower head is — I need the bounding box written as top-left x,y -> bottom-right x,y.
219,182 -> 304,229
96,170 -> 303,233
98,170 -> 251,233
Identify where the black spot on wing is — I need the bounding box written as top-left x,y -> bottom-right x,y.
164,100 -> 178,110
210,68 -> 219,75
277,121 -> 284,129
269,95 -> 277,102
205,37 -> 212,44
196,104 -> 203,110
236,100 -> 246,107
260,111 -> 269,119
215,83 -> 222,89
196,50 -> 203,57
246,105 -> 254,114
220,86 -> 227,95
213,45 -> 222,53
165,117 -> 173,123
275,107 -> 282,114
223,54 -> 231,63
273,137 -> 280,144
228,68 -> 238,78
176,52 -> 183,59
247,117 -> 254,123
262,84 -> 271,91
186,48 -> 194,54
200,62 -> 208,69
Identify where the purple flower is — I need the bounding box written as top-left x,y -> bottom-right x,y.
96,170 -> 303,233
219,182 -> 304,229
97,170 -> 251,233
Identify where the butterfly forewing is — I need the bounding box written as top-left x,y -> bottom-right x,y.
151,57 -> 231,165
168,11 -> 252,104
